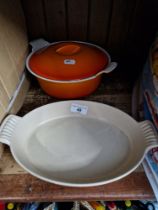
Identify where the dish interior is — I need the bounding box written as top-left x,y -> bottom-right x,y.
20,116 -> 133,184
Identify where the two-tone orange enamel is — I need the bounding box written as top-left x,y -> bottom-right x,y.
26,40 -> 117,99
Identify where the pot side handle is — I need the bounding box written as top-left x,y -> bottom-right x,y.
139,120 -> 158,152
30,38 -> 50,52
0,115 -> 21,146
95,62 -> 117,77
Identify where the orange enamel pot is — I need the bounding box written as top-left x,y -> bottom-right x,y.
26,39 -> 117,99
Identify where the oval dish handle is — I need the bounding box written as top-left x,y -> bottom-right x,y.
139,120 -> 158,152
0,115 -> 21,146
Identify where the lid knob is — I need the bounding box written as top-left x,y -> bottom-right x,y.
56,44 -> 81,55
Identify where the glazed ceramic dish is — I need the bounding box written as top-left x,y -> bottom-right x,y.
0,101 -> 157,187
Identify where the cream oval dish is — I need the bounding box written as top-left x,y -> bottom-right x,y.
0,101 -> 157,187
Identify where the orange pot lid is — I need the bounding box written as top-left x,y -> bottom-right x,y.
28,41 -> 109,81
